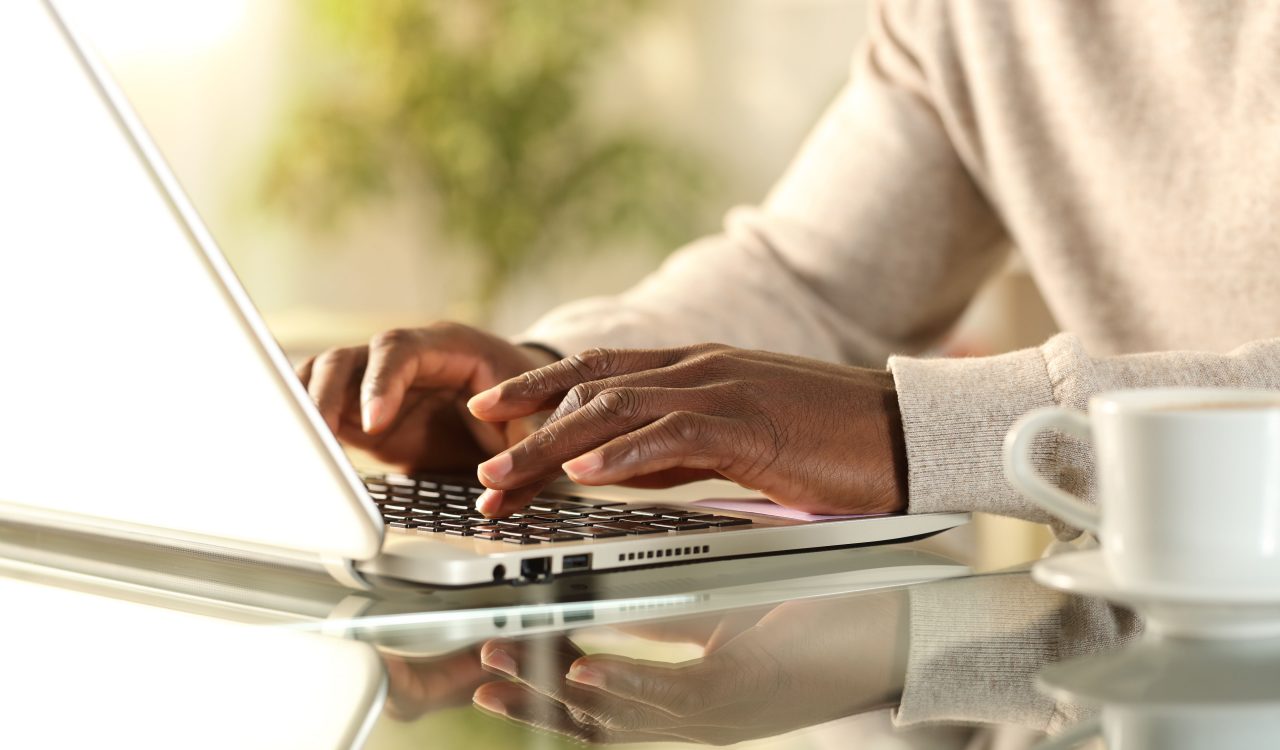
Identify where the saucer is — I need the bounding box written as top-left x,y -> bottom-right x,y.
1038,633 -> 1280,706
1032,550 -> 1280,639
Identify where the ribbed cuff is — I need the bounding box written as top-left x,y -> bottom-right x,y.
888,347 -> 1061,525
894,576 -> 1063,730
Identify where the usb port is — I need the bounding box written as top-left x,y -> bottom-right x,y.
562,553 -> 592,572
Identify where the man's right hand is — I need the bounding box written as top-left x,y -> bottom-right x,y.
296,322 -> 557,473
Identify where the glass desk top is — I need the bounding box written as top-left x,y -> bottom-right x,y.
0,522 -> 1272,750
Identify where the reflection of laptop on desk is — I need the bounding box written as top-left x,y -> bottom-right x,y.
0,0 -> 968,589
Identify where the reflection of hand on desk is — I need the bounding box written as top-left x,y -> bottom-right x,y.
380,646 -> 493,722
469,591 -> 907,745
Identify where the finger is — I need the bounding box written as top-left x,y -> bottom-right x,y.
474,484 -> 550,518
295,355 -> 315,386
382,648 -> 490,720
565,654 -> 736,720
480,641 -> 697,735
307,348 -> 366,434
703,608 -> 773,653
480,636 -> 582,685
476,387 -> 682,492
468,346 -> 687,421
359,328 -> 500,435
561,412 -> 737,486
473,682 -> 672,745
480,636 -> 611,727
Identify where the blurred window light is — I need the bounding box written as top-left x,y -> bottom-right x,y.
59,0 -> 248,57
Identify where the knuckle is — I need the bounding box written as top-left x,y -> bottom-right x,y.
573,347 -> 617,378
313,348 -> 347,368
370,328 -> 413,349
528,424 -> 560,454
425,320 -> 468,337
514,367 -> 546,395
562,382 -> 597,413
665,411 -> 704,445
592,388 -> 639,424
596,702 -> 651,732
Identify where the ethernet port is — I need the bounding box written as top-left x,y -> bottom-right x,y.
520,556 -> 551,582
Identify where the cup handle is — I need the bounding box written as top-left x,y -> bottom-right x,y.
1003,407 -> 1100,533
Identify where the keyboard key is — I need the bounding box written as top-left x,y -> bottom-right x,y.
594,521 -> 666,535
586,509 -> 628,520
690,515 -> 753,527
528,500 -> 592,512
560,526 -> 627,539
528,532 -> 582,543
499,535 -> 541,545
445,528 -> 476,536
526,521 -> 584,531
384,475 -> 417,487
648,520 -> 711,531
388,520 -> 422,529
623,506 -> 690,517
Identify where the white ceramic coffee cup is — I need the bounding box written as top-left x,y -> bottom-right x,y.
1004,388 -> 1280,596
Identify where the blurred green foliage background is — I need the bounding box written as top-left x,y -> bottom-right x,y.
260,0 -> 714,308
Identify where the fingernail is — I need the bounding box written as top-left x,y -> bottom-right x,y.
477,489 -> 502,517
562,452 -> 603,480
472,691 -> 507,716
467,388 -> 499,415
482,648 -> 517,677
479,452 -> 513,483
565,663 -> 605,688
362,396 -> 384,433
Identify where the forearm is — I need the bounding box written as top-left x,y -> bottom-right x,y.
522,3 -> 1007,367
890,333 -> 1280,534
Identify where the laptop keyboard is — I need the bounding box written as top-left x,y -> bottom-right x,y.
361,473 -> 752,545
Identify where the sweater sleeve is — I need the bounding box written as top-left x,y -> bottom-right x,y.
520,0 -> 1008,368
894,565 -> 1141,732
890,333 -> 1280,534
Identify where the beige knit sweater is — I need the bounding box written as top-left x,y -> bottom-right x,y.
522,0 -> 1280,528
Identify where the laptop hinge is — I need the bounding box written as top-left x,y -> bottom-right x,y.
322,556 -> 374,590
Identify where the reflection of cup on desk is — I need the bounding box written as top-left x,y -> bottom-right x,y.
1004,388 -> 1280,597
1036,635 -> 1280,750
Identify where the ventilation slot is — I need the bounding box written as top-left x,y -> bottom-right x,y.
617,544 -> 711,563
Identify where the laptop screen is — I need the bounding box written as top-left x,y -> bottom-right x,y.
0,1 -> 382,561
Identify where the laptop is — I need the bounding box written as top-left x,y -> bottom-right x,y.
0,0 -> 969,589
